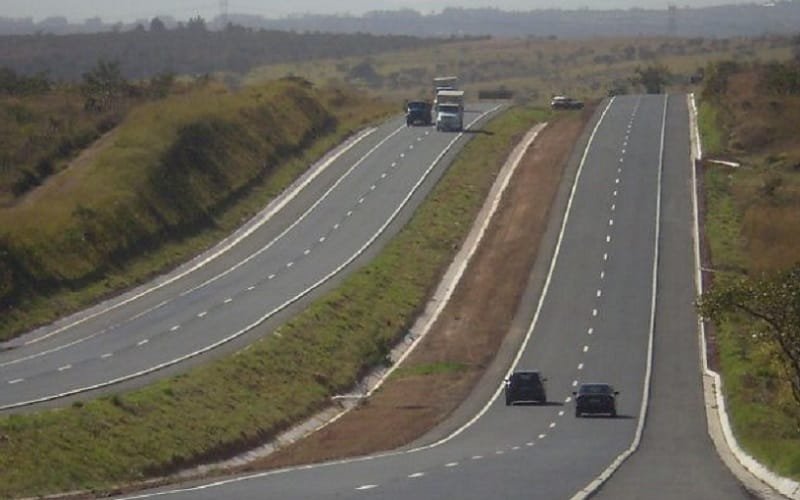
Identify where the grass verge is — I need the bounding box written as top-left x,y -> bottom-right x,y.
700,98 -> 800,480
0,105 -> 547,498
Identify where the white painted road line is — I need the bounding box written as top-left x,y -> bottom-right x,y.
445,462 -> 459,468
583,345 -> 590,353
137,339 -> 149,347
587,327 -> 594,335
8,378 -> 24,385
538,433 -> 547,439
224,298 -> 233,304
197,311 -> 207,318
58,365 -> 72,372
268,274 -> 276,280
303,249 -> 311,256
472,455 -> 483,460
286,262 -> 294,268
356,484 -> 378,491
101,353 -> 113,359
578,363 -> 584,370
170,325 -> 181,332
408,472 -> 425,478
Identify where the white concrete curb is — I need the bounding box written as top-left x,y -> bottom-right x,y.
688,93 -> 800,500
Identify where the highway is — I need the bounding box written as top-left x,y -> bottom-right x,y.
120,95 -> 751,499
0,102 -> 500,411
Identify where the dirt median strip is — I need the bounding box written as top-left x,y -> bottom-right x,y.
244,107 -> 595,472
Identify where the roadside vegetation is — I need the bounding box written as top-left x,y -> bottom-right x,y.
0,72 -> 392,341
0,104 -> 547,498
698,52 -> 800,479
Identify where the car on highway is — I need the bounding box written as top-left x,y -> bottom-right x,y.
573,383 -> 618,417
505,370 -> 547,405
550,95 -> 584,110
405,100 -> 432,126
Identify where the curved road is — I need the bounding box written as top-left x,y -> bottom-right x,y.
120,95 -> 751,499
0,103 -> 500,411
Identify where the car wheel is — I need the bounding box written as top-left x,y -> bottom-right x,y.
575,409 -> 581,418
610,409 -> 617,418
505,396 -> 513,406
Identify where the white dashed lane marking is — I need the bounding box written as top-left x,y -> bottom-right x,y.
303,249 -> 311,256
268,274 -> 276,280
224,298 -> 233,304
587,327 -> 594,335
592,309 -> 598,317
558,410 -> 566,416
101,353 -> 113,359
8,378 -> 24,385
538,433 -> 547,439
472,455 -> 483,460
197,311 -> 207,318
286,262 -> 294,268
603,253 -> 609,261
319,236 -> 326,243
445,462 -> 459,468
391,162 -> 397,168
356,485 -> 378,491
606,235 -> 612,243
333,223 -> 340,230
137,339 -> 149,346
358,198 -> 364,204
512,446 -> 521,451
597,289 -> 603,297
170,325 -> 180,332
526,442 -> 535,447
246,285 -> 255,291
578,363 -> 584,370
346,210 -> 353,217
565,396 -> 572,403
381,172 -> 387,179
572,380 -> 579,387
496,450 -> 505,455
58,364 -> 72,371
408,472 -> 425,478
549,422 -> 557,429
583,345 -> 590,353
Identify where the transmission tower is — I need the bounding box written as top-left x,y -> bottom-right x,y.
219,0 -> 229,25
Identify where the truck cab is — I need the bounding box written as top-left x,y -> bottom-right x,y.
435,90 -> 465,132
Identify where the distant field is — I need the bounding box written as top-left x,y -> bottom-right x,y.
243,36 -> 794,105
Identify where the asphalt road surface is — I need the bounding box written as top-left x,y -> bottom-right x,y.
0,103 -> 500,411
119,95 -> 750,499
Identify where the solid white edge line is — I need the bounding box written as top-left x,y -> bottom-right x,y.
18,127 -> 381,347
688,94 -> 800,498
1,108 -> 502,412
571,94 -> 665,499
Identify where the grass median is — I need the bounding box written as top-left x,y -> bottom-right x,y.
0,105 -> 547,498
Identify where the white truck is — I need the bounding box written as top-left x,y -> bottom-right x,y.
435,89 -> 465,132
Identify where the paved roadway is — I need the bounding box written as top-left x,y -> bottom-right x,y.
120,95 -> 750,499
0,103 -> 500,411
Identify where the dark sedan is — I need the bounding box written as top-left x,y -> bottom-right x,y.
505,370 -> 547,405
573,383 -> 618,417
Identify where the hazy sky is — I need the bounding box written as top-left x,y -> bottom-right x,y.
1,0 -> 760,23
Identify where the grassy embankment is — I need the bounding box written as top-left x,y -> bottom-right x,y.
699,65 -> 800,478
0,80 -> 393,341
0,102 -> 547,497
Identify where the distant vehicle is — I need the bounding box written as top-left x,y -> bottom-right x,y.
550,96 -> 584,110
406,100 -> 432,126
505,370 -> 547,405
435,89 -> 465,132
573,383 -> 618,417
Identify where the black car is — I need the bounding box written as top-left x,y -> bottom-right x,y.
406,100 -> 432,126
505,370 -> 547,405
573,383 -> 618,417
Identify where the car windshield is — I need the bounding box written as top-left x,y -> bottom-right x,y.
408,102 -> 427,110
579,384 -> 613,395
439,104 -> 460,113
513,372 -> 540,382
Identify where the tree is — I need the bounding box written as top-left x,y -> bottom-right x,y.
149,17 -> 166,32
699,267 -> 800,407
82,59 -> 128,111
630,64 -> 671,94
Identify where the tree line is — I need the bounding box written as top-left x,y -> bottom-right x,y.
0,20 -> 451,81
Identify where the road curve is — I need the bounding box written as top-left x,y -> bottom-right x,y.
116,95 -> 750,500
0,103 -> 500,412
